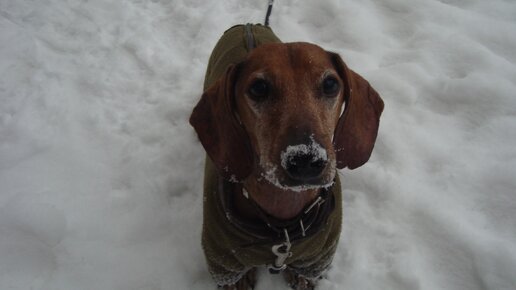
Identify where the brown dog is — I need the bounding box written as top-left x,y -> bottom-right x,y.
190,24 -> 383,290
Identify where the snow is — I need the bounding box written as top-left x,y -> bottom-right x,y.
260,162 -> 335,193
264,135 -> 335,192
261,136 -> 334,193
280,135 -> 328,170
1,0 -> 515,289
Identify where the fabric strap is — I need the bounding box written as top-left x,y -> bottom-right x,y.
245,23 -> 256,51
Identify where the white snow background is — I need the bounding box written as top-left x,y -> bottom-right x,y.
1,0 -> 516,289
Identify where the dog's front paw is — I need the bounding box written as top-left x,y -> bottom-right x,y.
283,268 -> 316,290
221,268 -> 257,290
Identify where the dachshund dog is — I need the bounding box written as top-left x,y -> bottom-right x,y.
190,24 -> 383,290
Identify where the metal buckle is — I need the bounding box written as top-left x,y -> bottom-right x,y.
268,229 -> 293,274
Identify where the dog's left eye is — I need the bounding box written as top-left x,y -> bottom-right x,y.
248,79 -> 269,102
322,76 -> 340,97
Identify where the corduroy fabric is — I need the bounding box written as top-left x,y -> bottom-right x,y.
200,24 -> 342,286
203,24 -> 281,90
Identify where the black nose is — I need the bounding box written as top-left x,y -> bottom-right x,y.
284,153 -> 327,181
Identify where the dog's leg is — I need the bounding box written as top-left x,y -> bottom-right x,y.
221,268 -> 257,290
282,240 -> 338,290
282,268 -> 317,290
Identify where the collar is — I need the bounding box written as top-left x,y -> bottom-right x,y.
217,177 -> 336,247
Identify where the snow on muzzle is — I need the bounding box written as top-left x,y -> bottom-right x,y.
280,139 -> 328,181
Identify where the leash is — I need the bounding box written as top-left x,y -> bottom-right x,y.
264,0 -> 275,26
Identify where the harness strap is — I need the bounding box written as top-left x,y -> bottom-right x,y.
245,23 -> 256,51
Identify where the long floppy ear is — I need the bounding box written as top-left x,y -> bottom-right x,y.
330,52 -> 384,169
189,65 -> 254,181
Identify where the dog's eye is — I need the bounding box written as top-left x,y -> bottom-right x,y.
248,79 -> 269,102
322,76 -> 340,97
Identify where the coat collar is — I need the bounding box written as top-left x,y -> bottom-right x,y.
217,176 -> 336,247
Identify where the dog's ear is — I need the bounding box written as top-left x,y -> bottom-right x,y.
329,52 -> 384,169
190,65 -> 254,181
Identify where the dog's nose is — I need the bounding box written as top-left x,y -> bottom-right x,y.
284,152 -> 327,180
281,142 -> 328,181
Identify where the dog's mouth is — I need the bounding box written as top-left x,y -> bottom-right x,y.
260,164 -> 336,192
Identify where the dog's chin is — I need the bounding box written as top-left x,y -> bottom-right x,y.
261,166 -> 336,192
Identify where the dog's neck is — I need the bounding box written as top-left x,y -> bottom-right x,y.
236,177 -> 319,220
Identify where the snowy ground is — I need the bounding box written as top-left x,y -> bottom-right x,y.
1,0 -> 516,289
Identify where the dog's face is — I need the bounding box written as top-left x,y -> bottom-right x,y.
234,43 -> 344,190
190,42 -> 383,186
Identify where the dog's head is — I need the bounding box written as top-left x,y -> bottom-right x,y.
190,42 -> 384,190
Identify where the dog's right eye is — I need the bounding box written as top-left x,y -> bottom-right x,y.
322,76 -> 340,97
248,79 -> 269,102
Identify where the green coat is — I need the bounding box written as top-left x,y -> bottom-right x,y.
200,24 -> 342,286
203,24 -> 281,90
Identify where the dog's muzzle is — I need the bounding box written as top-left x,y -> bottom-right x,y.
281,141 -> 328,181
